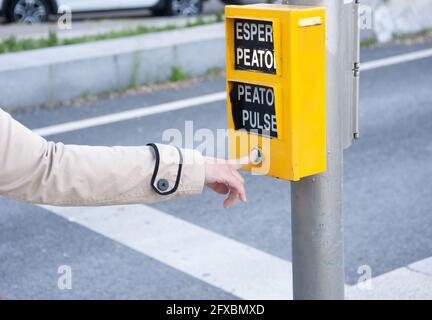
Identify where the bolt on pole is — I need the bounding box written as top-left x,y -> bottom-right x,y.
284,0 -> 349,299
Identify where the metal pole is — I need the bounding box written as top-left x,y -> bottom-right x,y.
285,0 -> 347,299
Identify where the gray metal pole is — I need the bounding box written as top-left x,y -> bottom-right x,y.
285,0 -> 347,299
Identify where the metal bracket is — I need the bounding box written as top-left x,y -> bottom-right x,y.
352,0 -> 361,140
341,0 -> 361,149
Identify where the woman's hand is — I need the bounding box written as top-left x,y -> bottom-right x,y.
204,157 -> 247,208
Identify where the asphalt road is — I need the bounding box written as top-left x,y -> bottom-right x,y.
1,42 -> 432,299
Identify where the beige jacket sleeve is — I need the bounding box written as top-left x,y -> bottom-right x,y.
0,108 -> 206,206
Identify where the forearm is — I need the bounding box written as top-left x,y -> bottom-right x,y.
0,109 -> 205,206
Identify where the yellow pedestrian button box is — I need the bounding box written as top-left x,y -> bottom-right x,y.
225,4 -> 326,181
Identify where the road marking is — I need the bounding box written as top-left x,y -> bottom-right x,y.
32,47 -> 432,138
362,47 -> 432,71
42,203 -> 432,299
42,204 -> 293,300
34,92 -> 227,137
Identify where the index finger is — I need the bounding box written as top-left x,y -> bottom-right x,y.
227,148 -> 260,170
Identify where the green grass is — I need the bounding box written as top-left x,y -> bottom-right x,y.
215,12 -> 224,23
0,30 -> 59,53
128,52 -> 142,89
360,29 -> 432,48
206,67 -> 223,76
79,91 -> 90,99
0,15 -> 223,55
393,28 -> 430,41
360,37 -> 378,47
169,65 -> 188,82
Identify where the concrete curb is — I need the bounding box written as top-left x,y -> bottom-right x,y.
0,23 -> 225,112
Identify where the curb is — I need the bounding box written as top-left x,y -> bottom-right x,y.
0,23 -> 225,112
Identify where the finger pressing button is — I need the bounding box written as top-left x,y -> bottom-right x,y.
157,179 -> 169,192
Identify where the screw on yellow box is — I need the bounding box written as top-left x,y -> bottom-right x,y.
225,4 -> 326,181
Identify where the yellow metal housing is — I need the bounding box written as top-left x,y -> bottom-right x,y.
225,4 -> 326,181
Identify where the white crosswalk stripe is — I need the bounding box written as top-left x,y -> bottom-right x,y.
42,204 -> 293,300
41,204 -> 432,299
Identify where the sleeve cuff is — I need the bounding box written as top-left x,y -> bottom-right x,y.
147,143 -> 205,197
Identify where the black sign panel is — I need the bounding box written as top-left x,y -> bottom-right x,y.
230,82 -> 278,138
234,19 -> 276,74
